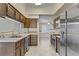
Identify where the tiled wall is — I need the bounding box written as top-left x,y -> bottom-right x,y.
0,17 -> 24,36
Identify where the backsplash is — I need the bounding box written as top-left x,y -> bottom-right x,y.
28,28 -> 38,33
0,17 -> 24,36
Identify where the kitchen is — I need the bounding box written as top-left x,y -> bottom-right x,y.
0,3 -> 79,56
0,3 -> 38,56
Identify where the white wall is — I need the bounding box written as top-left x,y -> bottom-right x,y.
39,15 -> 53,23
39,15 -> 54,33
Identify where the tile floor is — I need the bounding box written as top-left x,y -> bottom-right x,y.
25,35 -> 59,56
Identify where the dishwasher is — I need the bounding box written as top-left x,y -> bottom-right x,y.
24,36 -> 30,52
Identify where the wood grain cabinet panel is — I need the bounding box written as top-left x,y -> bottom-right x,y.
15,47 -> 21,56
7,4 -> 15,19
15,41 -> 21,56
24,18 -> 38,28
15,39 -> 25,56
24,18 -> 30,28
20,15 -> 25,23
0,3 -> 6,16
15,41 -> 20,49
20,39 -> 25,56
29,18 -> 37,28
30,35 -> 38,46
15,11 -> 20,21
0,3 -> 28,24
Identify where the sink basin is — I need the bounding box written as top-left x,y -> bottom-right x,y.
9,36 -> 22,38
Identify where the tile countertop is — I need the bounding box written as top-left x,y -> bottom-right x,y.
0,34 -> 30,43
0,33 -> 38,43
29,33 -> 38,35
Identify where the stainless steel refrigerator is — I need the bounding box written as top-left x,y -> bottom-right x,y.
67,4 -> 79,56
60,12 -> 67,56
60,4 -> 79,56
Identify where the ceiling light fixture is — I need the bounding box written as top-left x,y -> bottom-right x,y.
35,3 -> 42,5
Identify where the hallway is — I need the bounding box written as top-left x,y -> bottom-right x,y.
25,33 -> 59,56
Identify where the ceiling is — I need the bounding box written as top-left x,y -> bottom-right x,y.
60,4 -> 79,19
67,3 -> 79,19
25,3 -> 64,15
11,3 -> 75,19
11,3 -> 64,16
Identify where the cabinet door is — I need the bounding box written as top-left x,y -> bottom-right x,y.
30,35 -> 38,46
20,39 -> 25,56
21,45 -> 25,56
15,41 -> 20,49
30,19 -> 37,28
20,15 -> 25,23
7,4 -> 15,19
0,3 -> 6,16
15,47 -> 21,56
15,11 -> 20,21
24,18 -> 30,28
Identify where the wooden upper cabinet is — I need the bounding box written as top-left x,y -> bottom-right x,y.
0,3 -> 7,16
0,3 -> 27,24
20,15 -> 25,23
24,18 -> 37,28
15,11 -> 20,21
0,3 -> 15,19
29,18 -> 37,28
24,18 -> 30,28
7,4 -> 15,19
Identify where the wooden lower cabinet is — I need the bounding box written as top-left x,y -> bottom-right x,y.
30,35 -> 38,46
15,47 -> 21,56
20,39 -> 25,56
15,39 -> 25,56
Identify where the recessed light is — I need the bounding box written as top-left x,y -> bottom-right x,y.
35,3 -> 42,5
